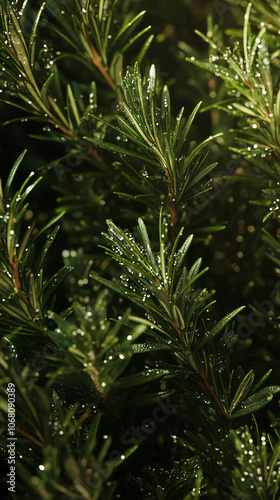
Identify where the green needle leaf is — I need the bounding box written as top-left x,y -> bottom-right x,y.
231,386 -> 280,420
113,368 -> 169,388
138,218 -> 159,273
196,306 -> 246,350
3,150 -> 27,201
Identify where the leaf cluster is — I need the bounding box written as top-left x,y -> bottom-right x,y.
0,151 -> 70,330
1,1 -> 280,499
88,63 -> 221,228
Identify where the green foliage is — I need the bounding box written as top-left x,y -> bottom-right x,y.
187,3 -> 280,159
92,214 -> 235,351
88,63 -> 221,228
186,1 -> 280,224
0,151 -> 70,330
230,425 -> 280,499
0,0 -> 152,170
91,215 -> 279,425
0,355 -> 138,499
0,1 -> 280,499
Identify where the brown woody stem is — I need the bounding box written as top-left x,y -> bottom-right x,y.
11,257 -> 35,314
87,38 -> 116,91
193,353 -> 229,420
175,321 -> 229,420
15,427 -> 44,448
0,237 -> 34,314
167,200 -> 179,241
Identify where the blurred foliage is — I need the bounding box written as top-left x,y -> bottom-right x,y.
0,1 -> 280,499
